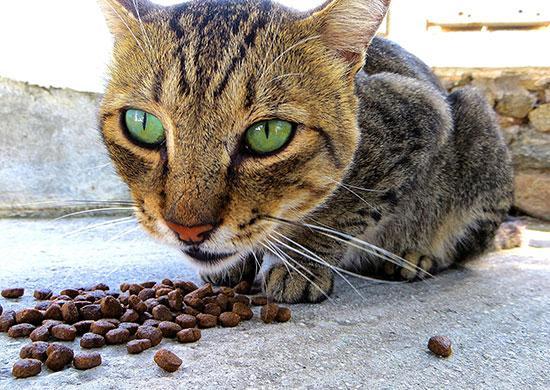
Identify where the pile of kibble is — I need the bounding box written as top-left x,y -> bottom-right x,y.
0,279 -> 291,377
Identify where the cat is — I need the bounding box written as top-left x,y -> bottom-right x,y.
98,0 -> 514,303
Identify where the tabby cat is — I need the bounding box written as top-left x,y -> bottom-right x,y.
98,0 -> 514,303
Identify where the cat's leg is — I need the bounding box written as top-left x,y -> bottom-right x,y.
200,254 -> 261,287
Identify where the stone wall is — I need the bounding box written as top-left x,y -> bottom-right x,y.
435,68 -> 550,220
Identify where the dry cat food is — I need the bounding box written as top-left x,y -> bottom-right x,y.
154,348 -> 183,373
428,335 -> 453,357
0,278 -> 292,378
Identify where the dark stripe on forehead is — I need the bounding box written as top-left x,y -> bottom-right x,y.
152,69 -> 164,103
311,127 -> 342,168
169,6 -> 190,96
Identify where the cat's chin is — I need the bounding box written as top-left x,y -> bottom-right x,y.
179,249 -> 244,274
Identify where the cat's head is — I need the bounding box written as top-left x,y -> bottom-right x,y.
99,0 -> 389,272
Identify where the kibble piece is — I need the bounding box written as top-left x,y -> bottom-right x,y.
275,307 -> 292,323
61,301 -> 79,324
51,324 -> 77,341
203,303 -> 222,317
218,286 -> 235,297
232,294 -> 251,306
100,296 -> 123,319
104,318 -> 120,326
42,320 -> 63,331
44,304 -> 63,321
15,309 -> 43,326
8,323 -> 36,338
196,313 -> 217,328
215,294 -> 230,311
80,304 -> 102,321
135,325 -> 163,347
12,359 -> 42,378
428,336 -> 452,358
156,288 -> 173,298
175,314 -> 196,329
128,295 -> 147,313
154,349 -> 182,373
20,341 -> 49,362
74,320 -> 94,335
34,288 -> 53,300
120,309 -> 140,323
73,352 -> 102,370
174,280 -> 198,295
35,301 -> 51,311
2,288 -> 24,299
105,328 -> 130,345
60,289 -> 80,299
144,298 -> 160,312
30,325 -> 50,342
80,333 -> 106,349
120,283 -> 130,292
158,321 -> 182,338
143,319 -> 161,328
90,320 -> 117,336
127,339 -> 152,354
46,344 -> 74,371
177,328 -> 201,344
184,284 -> 213,308
167,290 -> 183,311
233,302 -> 254,321
152,304 -> 173,322
0,311 -> 17,332
119,322 -> 139,335
138,288 -> 156,302
219,312 -> 241,328
233,281 -> 251,294
141,281 -> 156,289
251,296 -> 268,306
260,303 -> 279,324
128,284 -> 144,295
184,306 -> 201,316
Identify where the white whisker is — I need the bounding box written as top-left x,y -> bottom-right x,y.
106,226 -> 140,243
62,217 -> 135,238
54,207 -> 135,221
105,0 -> 147,55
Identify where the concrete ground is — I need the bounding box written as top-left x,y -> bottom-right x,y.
0,217 -> 549,390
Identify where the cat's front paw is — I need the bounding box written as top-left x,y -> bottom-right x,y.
383,252 -> 434,281
264,263 -> 334,303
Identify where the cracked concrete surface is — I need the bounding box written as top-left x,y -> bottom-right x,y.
0,218 -> 549,389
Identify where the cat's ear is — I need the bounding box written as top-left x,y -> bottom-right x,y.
307,0 -> 390,67
99,0 -> 157,38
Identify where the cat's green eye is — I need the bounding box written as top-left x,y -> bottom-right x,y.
124,109 -> 165,146
245,120 -> 294,155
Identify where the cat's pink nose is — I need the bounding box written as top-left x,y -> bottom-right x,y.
166,220 -> 214,244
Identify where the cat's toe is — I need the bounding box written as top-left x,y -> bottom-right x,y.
382,252 -> 434,281
264,264 -> 333,304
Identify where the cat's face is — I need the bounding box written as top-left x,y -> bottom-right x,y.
99,0 -> 388,272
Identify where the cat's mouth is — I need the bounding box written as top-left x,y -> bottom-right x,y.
183,247 -> 237,263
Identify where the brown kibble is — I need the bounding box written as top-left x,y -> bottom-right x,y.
92,283 -> 110,291
174,280 -> 198,295
80,333 -> 105,349
275,307 -> 292,323
15,309 -> 43,325
90,320 -> 116,336
120,283 -> 130,292
167,289 -> 183,311
34,301 -> 51,311
158,321 -> 182,338
143,319 -> 161,328
175,314 -> 197,329
232,294 -> 251,306
2,288 -> 24,299
219,312 -> 241,328
127,338 -> 152,354
176,328 -> 201,344
119,322 -> 139,335
261,303 -> 279,324
141,281 -> 156,288
0,311 -> 16,332
233,302 -> 253,321
44,304 -> 63,321
138,288 -> 156,301
46,344 -> 74,371
128,295 -> 147,313
105,328 -> 130,345
152,304 -> 173,322
233,281 -> 251,294
196,313 -> 217,328
30,325 -> 50,342
128,284 -> 144,295
51,324 -> 77,341
73,352 -> 102,370
215,294 -> 230,311
183,306 -> 201,317
428,335 -> 453,358
74,320 -> 94,335
218,286 -> 235,297
161,278 -> 174,287
100,296 -> 123,319
61,301 -> 79,324
154,349 -> 182,373
120,309 -> 140,323
203,303 -> 222,317
8,323 -> 36,338
20,341 -> 49,362
251,296 -> 268,306
156,287 -> 173,298
12,359 -> 41,378
41,320 -> 63,331
80,304 -> 102,321
60,289 -> 80,299
135,325 -> 163,347
34,288 -> 53,300
184,283 -> 213,305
